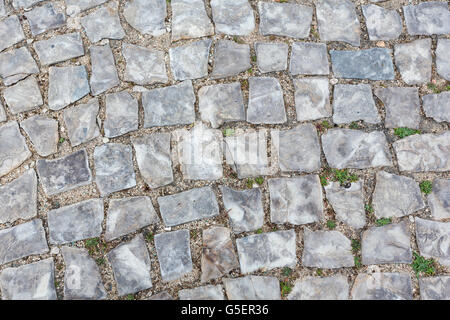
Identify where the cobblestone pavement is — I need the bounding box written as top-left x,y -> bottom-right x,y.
0,0 -> 449,300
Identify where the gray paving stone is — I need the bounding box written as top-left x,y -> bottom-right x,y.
394,39 -> 432,85
247,77 -> 286,124
169,40 -> 212,80
142,80 -> 195,127
362,4 -> 402,40
419,276 -> 450,300
171,0 -> 214,41
290,42 -> 329,75
255,42 -> 288,73
48,199 -> 103,244
122,43 -> 168,85
293,78 -> 331,121
322,129 -> 393,169
0,258 -> 56,300
272,123 -> 321,173
89,44 -> 119,96
351,273 -> 413,300
236,229 -> 296,274
258,2 -> 312,38
132,133 -> 173,188
393,132 -> 450,172
223,276 -> 281,300
0,121 -> 31,177
362,221 -> 412,265
81,2 -> 125,43
64,0 -> 108,16
2,76 -> 42,114
63,98 -> 100,147
0,102 -> 5,122
154,229 -> 193,282
0,219 -> 48,265
302,228 -> 354,268
324,181 -> 366,229
36,149 -> 92,195
201,227 -> 239,282
24,3 -> 65,36
415,218 -> 450,267
158,186 -> 219,227
423,92 -> 450,123
316,0 -> 360,46
403,2 -> 450,36
374,87 -> 421,129
0,169 -> 37,224
428,179 -> 450,220
198,82 -> 245,128
0,0 -> 6,17
12,0 -> 43,9
94,143 -> 136,196
372,171 -> 425,218
210,0 -> 254,35
61,246 -> 107,300
48,66 -> 90,111
288,276 -> 349,300
0,47 -> 39,86
104,91 -> 138,138
149,291 -> 173,300
436,39 -> 450,80
0,15 -> 25,52
330,49 -> 395,80
211,40 -> 250,79
220,186 -> 264,234
179,285 -> 224,300
123,0 -> 166,37
105,196 -> 159,241
20,115 -> 58,157
33,33 -> 84,66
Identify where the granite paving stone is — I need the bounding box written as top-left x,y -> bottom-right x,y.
290,42 -> 329,75
81,2 -> 125,43
211,40 -> 251,79
351,273 -> 413,300
63,98 -> 100,147
123,0 -> 166,37
422,92 -> 450,123
428,179 -> 450,220
0,15 -> 25,52
171,0 -> 214,41
3,76 -> 42,114
403,2 -> 450,35
362,4 -> 402,40
104,91 -> 139,138
169,39 -> 212,80
24,3 -> 66,36
247,77 -> 286,124
0,102 -> 5,122
149,291 -> 174,300
419,276 -> 450,300
415,218 -> 450,267
0,47 -> 39,86
0,121 -> 31,177
0,0 -> 6,17
287,276 -> 349,300
179,285 -> 225,300
394,39 -> 432,85
12,0 -> 43,9
20,115 -> 58,157
33,33 -> 84,66
64,0 -> 108,16
436,39 -> 450,80
255,42 -> 288,73
89,44 -> 119,96
293,78 -> 331,121
223,276 -> 281,300
210,0 -> 255,36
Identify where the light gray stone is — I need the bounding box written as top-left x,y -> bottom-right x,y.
362,4 -> 402,40
90,44 -> 119,96
403,2 -> 450,36
0,16 -> 25,52
0,0 -> 5,17
423,92 -> 450,123
211,40 -> 251,79
48,199 -> 103,244
223,276 -> 281,300
436,39 -> 450,80
149,291 -> 173,300
0,47 -> 39,86
0,102 -> 5,122
33,33 -> 84,66
105,197 -> 159,241
64,0 -> 108,16
428,179 -> 450,220
288,276 -> 349,300
255,42 -> 288,73
12,0 -> 43,9
20,115 -> 58,157
179,285 -> 224,300
236,229 -> 296,274
171,0 -> 214,41
394,39 -> 432,85
3,76 -> 42,114
290,42 -> 329,75
0,121 -> 31,177
94,143 -> 136,196
154,229 -> 192,282
247,77 -> 286,124
63,98 -> 100,147
158,186 -> 219,227
169,40 -> 212,80
419,276 -> 450,300
415,218 -> 450,267
123,0 -> 166,37
24,3 -> 65,36
351,273 -> 413,300
210,0 -> 255,35
104,91 -> 138,138
81,2 -> 125,43
36,149 -> 92,195
293,78 -> 331,121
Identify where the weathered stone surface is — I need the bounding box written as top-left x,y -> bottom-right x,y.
255,42 -> 288,73
394,39 -> 432,85
20,115 -> 58,157
198,82 -> 245,128
61,246 -> 107,300
351,273 -> 413,300
436,39 -> 450,80
415,218 -> 450,267
64,0 -> 108,16
158,186 -> 219,227
48,199 -> 103,244
201,227 -> 239,282
290,42 -> 329,75
148,291 -> 173,300
362,4 -> 402,40
0,0 -> 5,17
423,92 -> 450,123
362,221 -> 412,265
143,81 -> 195,127
236,230 -> 296,274
419,276 -> 450,300
247,77 -> 286,124
288,276 -> 349,300
154,229 -> 193,282
324,181 -> 365,229
81,2 -> 125,43
104,91 -> 138,138
0,219 -> 48,265
63,98 -> 100,147
210,0 -> 254,35
0,102 -> 5,122
374,87 -> 421,129
316,0 -> 360,46
393,132 -> 450,172
258,2 -> 312,38
0,121 -> 31,177
272,124 -> 321,172
302,229 -> 354,268
24,3 -> 65,36
48,66 -> 90,110
293,78 -> 331,121
3,76 -> 42,114
169,40 -> 212,80
33,33 -> 84,66
322,129 -> 393,169
12,0 -> 43,9
90,44 -> 119,96
132,133 -> 173,188
0,258 -> 56,300
94,143 -> 136,196
428,179 -> 450,220
220,186 -> 264,234
223,276 -> 281,300
171,0 -> 214,41
105,197 -> 159,241
36,149 -> 92,195
0,16 -> 25,52
403,2 -> 450,35
123,0 -> 166,37
372,171 -> 425,218
0,47 -> 39,86
179,285 -> 225,300
211,40 -> 250,79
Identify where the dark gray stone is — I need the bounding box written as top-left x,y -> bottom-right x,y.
423,92 -> 450,123
24,3 -> 66,36
288,276 -> 349,300
351,273 -> 413,300
81,2 -> 125,43
419,276 -> 450,300
123,0 -> 166,36
415,218 -> 450,267
0,47 -> 39,86
211,40 -> 250,79
403,2 -> 450,35
362,4 -> 402,40
210,0 -> 255,35
0,15 -> 25,52
436,39 -> 450,80
169,39 -> 212,80
394,39 -> 432,85
255,42 -> 288,73
428,179 -> 450,220
33,33 -> 84,66
171,0 -> 214,41
104,91 -> 138,138
247,77 -> 286,124
89,44 -> 119,96
179,285 -> 225,300
293,78 -> 331,121
3,76 -> 43,114
0,121 -> 31,177
64,0 -> 108,16
63,98 -> 100,147
223,276 -> 281,300
290,42 -> 329,75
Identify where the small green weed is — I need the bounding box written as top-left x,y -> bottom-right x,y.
223,128 -> 235,136
376,218 -> 392,226
255,177 -> 264,185
327,220 -> 336,229
282,267 -> 292,277
280,281 -> 292,296
419,180 -> 432,195
332,169 -> 358,185
364,204 -> 374,213
354,256 -> 362,268
316,268 -> 323,276
351,239 -> 361,253
394,127 -> 421,139
246,178 -> 254,188
349,122 -> 360,129
411,252 -> 435,278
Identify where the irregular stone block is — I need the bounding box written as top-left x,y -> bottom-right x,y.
0,15 -> 25,52
63,98 -> 100,147
179,285 -> 225,300
90,44 -> 119,96
211,40 -> 250,79
293,78 -> 331,121
64,0 -> 108,16
12,0 -> 43,9
288,276 -> 349,300
148,291 -> 173,300
0,0 -> 4,17
223,276 -> 281,300
419,276 -> 450,300
33,33 -> 84,66
210,0 -> 255,35
169,39 -> 212,80
255,42 -> 288,73
428,179 -> 450,220
423,92 -> 450,123
0,121 -> 31,177
362,4 -> 402,40
24,3 -> 65,36
81,2 -> 125,42
123,0 -> 166,36
104,91 -> 138,138
171,0 -> 214,41
403,2 -> 450,35
0,47 -> 39,86
3,76 -> 42,114
290,42 -> 329,75
415,218 -> 450,266
351,273 -> 413,300
394,39 -> 432,85
436,39 -> 450,80
0,101 -> 5,122
247,77 -> 286,124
